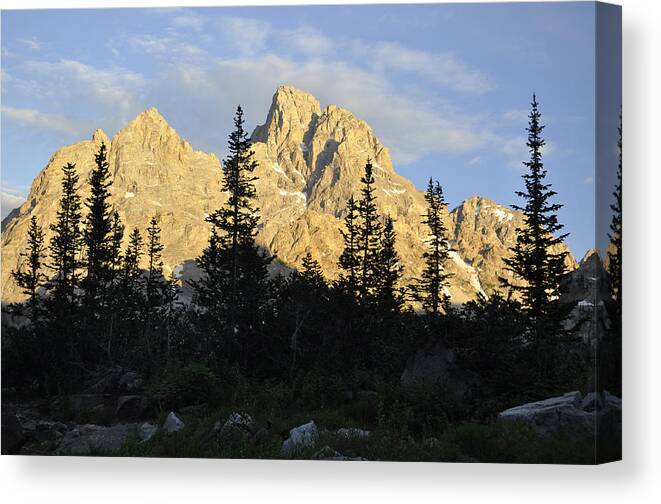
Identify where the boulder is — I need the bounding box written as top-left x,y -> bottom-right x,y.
498,391 -> 622,441
115,395 -> 152,421
312,445 -> 366,461
281,420 -> 319,456
336,427 -> 370,439
118,371 -> 144,393
401,342 -> 481,400
163,412 -> 184,434
138,422 -> 158,443
1,411 -> 25,454
217,412 -> 254,441
57,424 -> 131,455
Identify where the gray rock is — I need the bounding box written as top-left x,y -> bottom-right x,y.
218,412 -> 254,441
138,422 -> 158,443
57,424 -> 131,455
115,395 -> 151,421
336,427 -> 370,439
118,371 -> 144,393
163,412 -> 184,434
281,420 -> 319,456
401,342 -> 481,400
498,391 -> 622,440
581,392 -> 604,412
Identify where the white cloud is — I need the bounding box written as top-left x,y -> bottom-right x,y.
160,53 -> 483,164
278,27 -> 334,57
127,34 -> 204,59
217,17 -> 270,56
1,105 -> 90,136
18,37 -> 41,50
503,109 -> 530,122
0,185 -> 27,220
21,59 -> 146,123
366,42 -> 492,94
170,12 -> 205,31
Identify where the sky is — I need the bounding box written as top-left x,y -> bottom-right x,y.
1,2 -> 621,259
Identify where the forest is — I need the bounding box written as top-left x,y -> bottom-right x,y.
1,96 -> 622,463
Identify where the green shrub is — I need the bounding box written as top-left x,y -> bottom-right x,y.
150,364 -> 220,410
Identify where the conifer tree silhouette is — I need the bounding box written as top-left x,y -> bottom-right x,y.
11,216 -> 46,321
357,160 -> 383,304
375,215 -> 404,314
338,195 -> 360,298
500,95 -> 571,381
193,106 -> 271,366
415,178 -> 452,314
48,162 -> 84,314
82,143 -> 118,320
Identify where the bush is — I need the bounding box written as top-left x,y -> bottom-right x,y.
150,364 -> 220,410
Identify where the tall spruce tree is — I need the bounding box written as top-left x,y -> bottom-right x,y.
82,143 -> 118,319
415,178 -> 452,314
145,216 -> 165,309
48,162 -> 84,313
338,195 -> 360,299
11,216 -> 47,321
607,112 -> 622,307
500,95 -> 571,381
193,106 -> 271,365
338,195 -> 360,298
375,215 -> 404,314
603,112 -> 623,396
356,160 -> 382,304
300,250 -> 326,290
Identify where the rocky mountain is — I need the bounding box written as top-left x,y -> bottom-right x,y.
1,85 -> 575,305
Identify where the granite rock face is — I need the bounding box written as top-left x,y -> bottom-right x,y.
1,85 -> 575,305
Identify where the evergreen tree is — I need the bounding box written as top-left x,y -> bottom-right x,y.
414,178 -> 452,314
193,106 -> 271,367
603,112 -> 623,396
337,195 -> 360,298
356,159 -> 383,304
500,95 -> 571,380
145,215 -> 165,309
607,112 -> 622,307
109,211 -> 125,275
123,227 -> 144,294
300,250 -> 326,290
48,162 -> 84,313
375,215 -> 404,314
82,143 -> 117,319
11,216 -> 47,321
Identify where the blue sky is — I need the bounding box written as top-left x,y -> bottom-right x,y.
1,2 -> 620,258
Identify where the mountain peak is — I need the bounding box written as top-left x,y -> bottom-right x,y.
91,128 -> 109,145
252,85 -> 321,144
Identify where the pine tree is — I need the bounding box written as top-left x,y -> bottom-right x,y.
300,250 -> 326,290
11,216 -> 47,321
356,159 -> 383,304
109,211 -> 125,275
602,111 -> 623,396
415,178 -> 452,314
500,95 -> 571,381
193,106 -> 271,366
375,216 -> 404,314
82,143 -> 117,318
48,162 -> 84,312
607,112 -> 622,307
145,216 -> 165,309
123,227 -> 144,293
337,195 -> 360,298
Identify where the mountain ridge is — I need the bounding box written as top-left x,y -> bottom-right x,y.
1,85 -> 576,304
